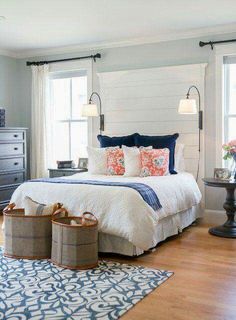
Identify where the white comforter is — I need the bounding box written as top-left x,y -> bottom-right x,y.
11,172 -> 201,250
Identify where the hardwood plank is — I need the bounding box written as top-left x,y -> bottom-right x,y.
0,214 -> 235,320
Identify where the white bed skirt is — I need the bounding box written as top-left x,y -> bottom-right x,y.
98,204 -> 202,256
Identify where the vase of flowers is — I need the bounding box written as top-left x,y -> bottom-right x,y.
222,140 -> 236,180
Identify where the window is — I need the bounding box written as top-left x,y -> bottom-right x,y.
224,57 -> 236,144
49,71 -> 88,165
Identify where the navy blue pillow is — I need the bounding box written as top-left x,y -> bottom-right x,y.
134,133 -> 179,174
97,133 -> 138,148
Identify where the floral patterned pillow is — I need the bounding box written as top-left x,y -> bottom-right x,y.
106,148 -> 125,175
140,148 -> 169,177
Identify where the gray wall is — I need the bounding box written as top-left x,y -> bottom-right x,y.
4,32 -> 236,210
0,55 -> 19,127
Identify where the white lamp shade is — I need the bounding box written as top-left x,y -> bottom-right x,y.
81,103 -> 99,117
178,99 -> 197,114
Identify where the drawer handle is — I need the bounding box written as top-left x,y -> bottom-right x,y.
14,147 -> 18,150
14,177 -> 18,181
14,162 -> 19,166
14,134 -> 18,138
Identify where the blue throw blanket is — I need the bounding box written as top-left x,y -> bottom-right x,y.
30,178 -> 162,211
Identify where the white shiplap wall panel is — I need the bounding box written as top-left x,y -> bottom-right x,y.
106,109 -> 197,123
105,121 -> 198,135
98,63 -> 206,203
104,95 -> 199,111
99,65 -> 204,86
102,82 -> 201,101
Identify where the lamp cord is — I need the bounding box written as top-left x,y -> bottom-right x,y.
186,85 -> 202,182
196,149 -> 200,182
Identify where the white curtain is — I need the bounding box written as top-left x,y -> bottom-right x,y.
31,65 -> 52,179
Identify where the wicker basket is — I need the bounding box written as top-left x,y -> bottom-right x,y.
51,209 -> 98,270
3,202 -> 62,260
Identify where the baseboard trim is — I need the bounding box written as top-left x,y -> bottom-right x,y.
205,209 -> 225,215
203,209 -> 226,224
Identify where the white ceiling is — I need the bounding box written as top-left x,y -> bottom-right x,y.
1,0 -> 236,57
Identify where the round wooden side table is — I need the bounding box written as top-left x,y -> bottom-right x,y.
203,178 -> 236,238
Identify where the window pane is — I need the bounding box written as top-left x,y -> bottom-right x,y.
228,118 -> 236,141
49,72 -> 88,168
71,122 -> 88,163
228,65 -> 236,115
72,76 -> 87,119
51,78 -> 71,120
53,122 -> 70,161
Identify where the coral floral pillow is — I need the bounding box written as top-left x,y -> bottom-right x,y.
140,148 -> 169,177
106,148 -> 125,175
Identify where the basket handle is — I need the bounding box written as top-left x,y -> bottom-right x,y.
81,212 -> 98,225
52,207 -> 69,220
3,203 -> 16,213
52,202 -> 63,214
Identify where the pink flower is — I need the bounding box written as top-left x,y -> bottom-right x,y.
230,147 -> 236,154
228,140 -> 236,147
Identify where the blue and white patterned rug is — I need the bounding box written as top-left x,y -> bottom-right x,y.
0,247 -> 173,320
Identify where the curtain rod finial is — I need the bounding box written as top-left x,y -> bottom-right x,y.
93,53 -> 101,62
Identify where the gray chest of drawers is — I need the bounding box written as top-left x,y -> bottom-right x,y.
0,128 -> 27,210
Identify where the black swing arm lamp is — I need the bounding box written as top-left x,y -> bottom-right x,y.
82,91 -> 104,132
178,85 -> 203,181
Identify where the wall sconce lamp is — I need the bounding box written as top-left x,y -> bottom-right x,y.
178,85 -> 203,180
82,92 -> 104,132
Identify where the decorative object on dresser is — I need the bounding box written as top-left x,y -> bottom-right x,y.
48,167 -> 87,178
0,109 -> 5,127
203,178 -> 236,238
0,128 -> 27,211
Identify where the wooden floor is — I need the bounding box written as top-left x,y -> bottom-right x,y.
1,214 -> 236,320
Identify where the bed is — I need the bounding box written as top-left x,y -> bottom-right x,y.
10,171 -> 202,256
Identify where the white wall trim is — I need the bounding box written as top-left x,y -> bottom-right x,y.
215,43 -> 236,167
2,22 -> 236,59
204,209 -> 225,223
0,48 -> 18,58
205,209 -> 225,215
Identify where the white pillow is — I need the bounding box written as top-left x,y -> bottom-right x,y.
122,145 -> 152,177
175,143 -> 185,172
87,146 -> 107,175
24,197 -> 56,216
123,145 -> 140,177
87,146 -> 119,175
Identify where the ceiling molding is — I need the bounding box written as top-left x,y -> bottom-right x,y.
2,22 -> 236,59
0,48 -> 18,58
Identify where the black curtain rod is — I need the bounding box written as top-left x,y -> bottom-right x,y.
199,39 -> 236,50
26,53 -> 101,66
